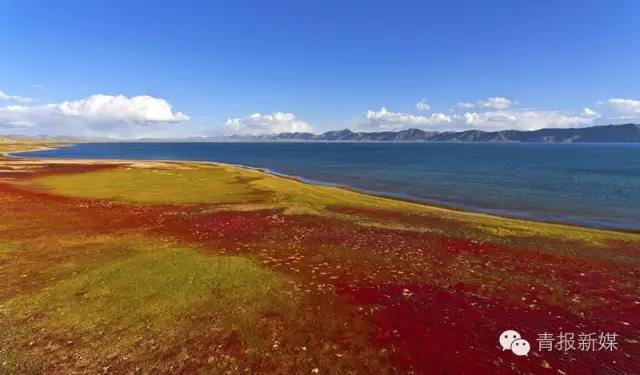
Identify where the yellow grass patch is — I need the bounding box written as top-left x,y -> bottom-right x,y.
1,246 -> 297,372
26,165 -> 269,205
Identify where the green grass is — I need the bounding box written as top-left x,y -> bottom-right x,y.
2,247 -> 296,361
0,235 -> 149,301
27,165 -> 268,205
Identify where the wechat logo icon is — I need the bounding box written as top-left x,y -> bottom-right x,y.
499,330 -> 530,356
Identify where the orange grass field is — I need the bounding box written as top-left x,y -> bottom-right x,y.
0,142 -> 639,374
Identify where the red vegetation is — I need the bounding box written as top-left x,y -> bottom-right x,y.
1,162 -> 639,374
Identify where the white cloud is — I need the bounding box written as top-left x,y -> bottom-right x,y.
362,107 -> 452,130
455,96 -> 516,110
226,112 -> 313,135
416,99 -> 431,112
0,90 -> 33,104
460,109 -> 599,131
580,107 -> 599,117
55,94 -> 189,123
599,98 -> 640,120
361,105 -> 600,132
0,94 -> 189,138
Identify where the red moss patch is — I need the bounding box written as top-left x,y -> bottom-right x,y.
341,283 -> 640,374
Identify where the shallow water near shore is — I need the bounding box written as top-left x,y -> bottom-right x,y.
17,142 -> 640,231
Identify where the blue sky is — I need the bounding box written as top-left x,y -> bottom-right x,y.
1,0 -> 639,138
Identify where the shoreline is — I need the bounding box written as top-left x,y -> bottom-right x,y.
7,144 -> 640,236
1,145 -> 62,158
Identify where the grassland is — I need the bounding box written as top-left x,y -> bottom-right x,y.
0,140 -> 639,374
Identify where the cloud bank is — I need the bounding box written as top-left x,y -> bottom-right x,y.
226,112 -> 313,135
459,109 -> 600,131
600,98 -> 640,119
355,96 -> 639,132
0,94 -> 189,138
54,94 -> 189,123
0,90 -> 33,104
363,107 -> 452,131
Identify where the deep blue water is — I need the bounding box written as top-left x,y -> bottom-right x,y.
15,142 -> 640,231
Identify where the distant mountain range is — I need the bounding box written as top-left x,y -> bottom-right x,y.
3,123 -> 640,143
230,123 -> 640,143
